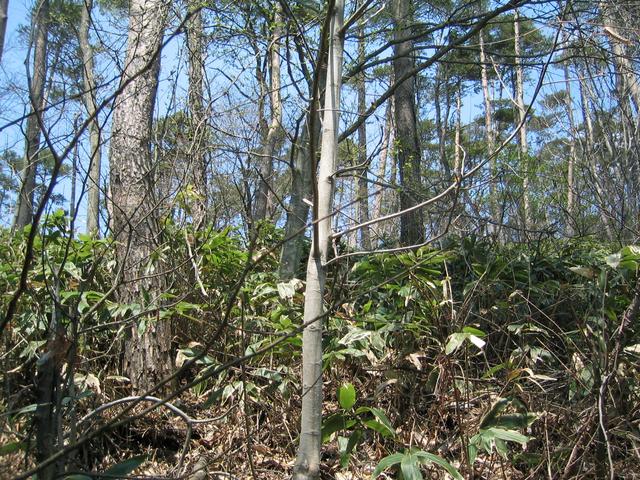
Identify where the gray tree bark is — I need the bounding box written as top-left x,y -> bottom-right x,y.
254,6 -> 283,223
292,1 -> 344,478
371,97 -> 393,241
562,47 -> 577,236
393,0 -> 424,246
109,0 -> 171,394
514,9 -> 530,233
0,0 -> 8,63
279,125 -> 313,280
14,0 -> 49,230
186,1 -> 208,227
79,0 -> 102,235
355,11 -> 371,249
279,35 -> 327,281
479,27 -> 499,233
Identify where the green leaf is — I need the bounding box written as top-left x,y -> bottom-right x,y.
479,398 -> 510,429
0,441 -> 25,456
338,383 -> 356,410
338,327 -> 371,346
64,476 -> 92,480
462,326 -> 486,337
357,407 -> 395,437
413,450 -> 464,480
14,404 -> 38,416
371,452 -> 404,478
321,414 -> 355,443
400,453 -> 423,480
445,333 -> 466,355
103,455 -> 146,476
342,429 -> 362,468
468,443 -> 478,465
490,428 -> 530,445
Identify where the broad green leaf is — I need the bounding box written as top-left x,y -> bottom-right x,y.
338,328 -> 371,346
413,450 -> 464,480
357,407 -> 395,437
15,404 -> 38,416
445,333 -> 466,355
462,326 -> 486,337
479,398 -> 510,429
371,453 -> 404,478
0,442 -> 25,456
400,453 -> 423,480
321,414 -> 354,443
468,443 -> 478,465
338,383 -> 356,410
103,455 -> 146,476
490,428 -> 530,445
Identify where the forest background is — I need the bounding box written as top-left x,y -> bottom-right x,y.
0,0 -> 639,479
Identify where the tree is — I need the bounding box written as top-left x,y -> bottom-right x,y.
14,0 -> 49,230
79,0 -> 102,234
109,0 -> 170,394
254,3 -> 284,224
513,8 -> 530,233
185,0 -> 208,227
393,0 -> 423,246
0,0 -> 8,62
293,0 -> 344,477
355,4 -> 371,249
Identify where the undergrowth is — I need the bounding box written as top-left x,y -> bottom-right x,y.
1,218 -> 639,478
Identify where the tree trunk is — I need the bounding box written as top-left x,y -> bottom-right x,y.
562,47 -> 577,236
514,9 -> 530,233
601,3 -> 640,117
356,11 -> 371,250
109,0 -> 171,395
479,27 -> 498,232
279,37 -> 328,281
393,0 -> 424,246
279,125 -> 313,280
292,1 -> 344,478
0,0 -> 8,63
372,97 -> 393,241
186,1 -> 208,227
454,81 -> 462,176
79,0 -> 102,235
434,64 -> 452,181
254,7 -> 283,223
14,0 -> 48,230
579,67 -> 614,240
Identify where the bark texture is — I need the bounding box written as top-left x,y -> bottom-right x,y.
279,125 -> 313,280
479,28 -> 498,231
79,0 -> 102,234
186,1 -> 208,226
514,9 -> 530,233
109,0 -> 171,394
254,6 -> 283,223
393,0 -> 423,246
562,47 -> 576,236
355,12 -> 371,249
292,1 -> 344,478
0,0 -> 8,63
14,0 -> 48,230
